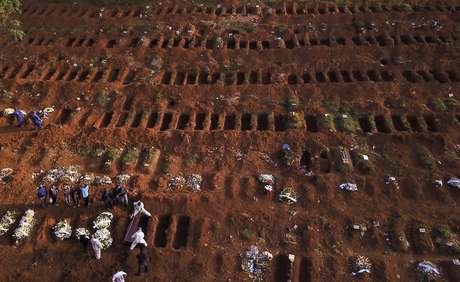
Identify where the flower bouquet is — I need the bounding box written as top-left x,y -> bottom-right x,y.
241,245 -> 273,280
93,228 -> 112,249
12,209 -> 35,245
0,210 -> 17,235
52,219 -> 72,240
279,187 -> 297,204
93,212 -> 114,230
74,227 -> 91,239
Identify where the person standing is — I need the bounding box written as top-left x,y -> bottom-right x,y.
136,248 -> 148,275
31,111 -> 43,129
63,184 -> 73,206
113,184 -> 128,206
90,237 -> 103,260
131,201 -> 151,219
72,187 -> 80,208
37,184 -> 47,208
102,189 -> 113,209
81,183 -> 90,207
49,185 -> 58,205
13,108 -> 24,128
112,271 -> 127,282
130,227 -> 147,250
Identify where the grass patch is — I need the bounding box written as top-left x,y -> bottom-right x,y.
280,146 -> 297,167
149,54 -> 163,74
224,21 -> 256,34
47,0 -> 152,6
392,55 -> 411,64
335,114 -> 358,133
333,146 -> 353,172
105,147 -> 119,162
444,97 -> 460,110
399,3 -> 413,12
285,95 -> 300,112
0,0 -> 24,41
94,91 -> 111,109
428,98 -> 447,112
444,149 -> 458,166
121,148 -> 136,165
287,112 -> 303,129
320,114 -> 336,132
415,145 -> 436,170
352,18 -> 366,33
351,149 -> 374,174
39,148 -> 47,161
240,227 -> 256,241
0,89 -> 13,100
274,25 -> 289,36
440,226 -> 452,239
220,61 -> 241,74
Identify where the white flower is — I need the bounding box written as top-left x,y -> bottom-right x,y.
12,209 -> 35,244
75,227 -> 90,239
0,210 -> 17,235
93,212 -> 114,230
93,228 -> 112,249
53,219 -> 72,240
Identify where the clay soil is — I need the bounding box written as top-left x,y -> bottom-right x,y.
1,0 -> 460,281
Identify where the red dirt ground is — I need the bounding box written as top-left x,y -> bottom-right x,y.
1,0 -> 460,281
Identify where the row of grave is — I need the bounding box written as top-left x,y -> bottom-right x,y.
3,64 -> 460,85
2,207 -> 458,280
0,210 -> 195,250
22,3 -> 460,19
12,32 -> 458,50
7,199 -> 458,260
161,69 -> 460,85
57,109 -> 456,134
0,64 -> 135,84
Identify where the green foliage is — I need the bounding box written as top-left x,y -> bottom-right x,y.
0,0 -> 24,41
286,96 -> 300,112
335,114 -> 358,133
320,113 -> 336,131
0,89 -> 13,100
220,61 -> 241,74
225,21 -> 256,34
121,149 -> 135,165
428,98 -> 447,112
440,226 -> 451,239
241,227 -> 256,241
352,18 -> 366,33
287,112 -> 303,129
444,97 -> 460,110
399,3 -> 413,12
444,149 -> 458,166
280,147 -> 297,167
50,0 -> 151,5
274,25 -> 289,36
94,91 -> 109,109
415,145 -> 436,170
351,149 -> 374,174
106,147 -> 119,162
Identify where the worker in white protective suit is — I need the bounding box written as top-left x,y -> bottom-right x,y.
90,237 -> 103,260
130,227 -> 147,250
130,201 -> 152,219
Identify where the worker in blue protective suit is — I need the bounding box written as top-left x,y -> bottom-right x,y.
13,108 -> 24,128
31,111 -> 43,129
37,184 -> 48,208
